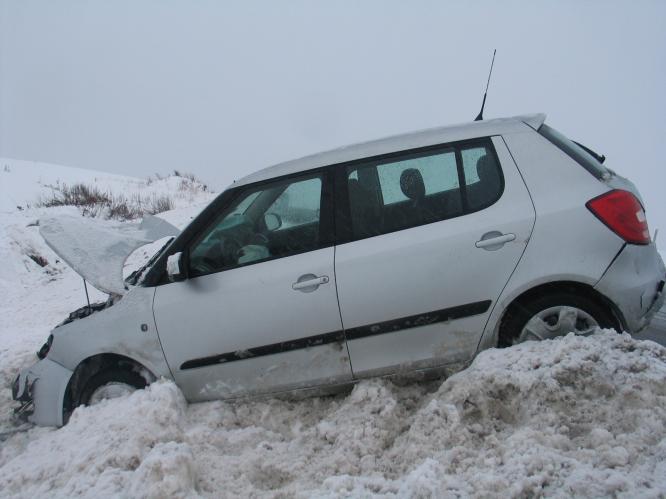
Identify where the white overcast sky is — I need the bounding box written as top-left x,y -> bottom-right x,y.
1,1 -> 665,231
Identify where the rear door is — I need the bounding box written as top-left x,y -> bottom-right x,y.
334,136 -> 535,377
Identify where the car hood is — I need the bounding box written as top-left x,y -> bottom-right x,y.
39,214 -> 180,296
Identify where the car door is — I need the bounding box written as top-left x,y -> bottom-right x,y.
334,136 -> 535,377
152,169 -> 353,401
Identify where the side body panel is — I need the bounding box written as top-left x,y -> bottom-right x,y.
335,137 -> 536,377
153,248 -> 352,402
477,128 -> 625,350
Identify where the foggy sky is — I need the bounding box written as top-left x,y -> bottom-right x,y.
1,1 -> 665,233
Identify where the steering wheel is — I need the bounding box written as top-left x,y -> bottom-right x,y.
220,236 -> 243,263
194,234 -> 243,273
235,233 -> 269,260
196,256 -> 219,274
253,232 -> 269,245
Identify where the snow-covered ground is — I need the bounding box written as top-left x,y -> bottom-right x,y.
1,159 -> 665,498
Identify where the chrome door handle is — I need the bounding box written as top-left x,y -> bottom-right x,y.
475,232 -> 516,250
292,274 -> 329,292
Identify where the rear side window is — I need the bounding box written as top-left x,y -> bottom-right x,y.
343,139 -> 502,240
377,150 -> 460,205
538,124 -> 610,180
460,145 -> 503,211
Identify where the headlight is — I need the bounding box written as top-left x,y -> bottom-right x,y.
37,334 -> 54,360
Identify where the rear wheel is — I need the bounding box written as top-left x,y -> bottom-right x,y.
79,368 -> 147,407
499,292 -> 620,347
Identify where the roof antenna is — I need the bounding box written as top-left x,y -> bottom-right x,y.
474,49 -> 496,121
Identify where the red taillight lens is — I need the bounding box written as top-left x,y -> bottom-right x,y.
586,189 -> 650,245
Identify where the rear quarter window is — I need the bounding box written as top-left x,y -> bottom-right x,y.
538,124 -> 610,180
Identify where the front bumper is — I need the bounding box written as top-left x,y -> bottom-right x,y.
12,358 -> 74,427
595,243 -> 666,333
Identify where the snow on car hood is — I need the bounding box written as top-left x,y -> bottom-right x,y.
39,214 -> 180,296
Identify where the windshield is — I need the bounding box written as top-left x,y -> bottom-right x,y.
538,124 -> 611,180
126,236 -> 175,286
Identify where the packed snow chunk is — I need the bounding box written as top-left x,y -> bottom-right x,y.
0,381 -> 194,499
128,442 -> 197,499
1,336 -> 666,497
333,331 -> 666,498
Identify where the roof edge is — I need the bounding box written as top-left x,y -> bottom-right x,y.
521,113 -> 547,130
232,113 -> 548,187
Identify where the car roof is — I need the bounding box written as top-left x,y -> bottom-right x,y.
232,113 -> 546,187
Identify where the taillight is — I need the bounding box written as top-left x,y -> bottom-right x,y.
586,189 -> 650,245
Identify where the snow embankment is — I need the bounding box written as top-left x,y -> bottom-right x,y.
0,158 -> 214,215
0,158 -> 214,445
1,331 -> 665,498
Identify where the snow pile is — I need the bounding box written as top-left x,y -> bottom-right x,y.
1,332 -> 665,498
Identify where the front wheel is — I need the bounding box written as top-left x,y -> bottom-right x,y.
78,368 -> 147,407
499,292 -> 620,347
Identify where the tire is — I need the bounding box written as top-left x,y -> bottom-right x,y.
498,292 -> 620,347
78,368 -> 147,407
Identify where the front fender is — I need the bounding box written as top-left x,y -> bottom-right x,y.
47,286 -> 172,380
13,358 -> 73,427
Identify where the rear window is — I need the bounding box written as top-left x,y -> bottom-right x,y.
538,124 -> 611,180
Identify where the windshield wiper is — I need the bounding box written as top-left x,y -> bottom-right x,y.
125,237 -> 175,286
573,140 -> 606,164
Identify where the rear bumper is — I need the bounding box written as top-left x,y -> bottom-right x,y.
12,358 -> 73,427
595,243 -> 666,333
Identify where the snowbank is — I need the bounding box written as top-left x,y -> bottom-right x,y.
1,332 -> 665,498
0,158 -> 214,215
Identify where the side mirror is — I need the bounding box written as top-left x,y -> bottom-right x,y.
264,212 -> 282,231
166,252 -> 186,282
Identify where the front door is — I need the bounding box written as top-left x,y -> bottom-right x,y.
334,136 -> 535,377
153,171 -> 352,401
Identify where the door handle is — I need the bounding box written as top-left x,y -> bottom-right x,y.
475,232 -> 516,250
292,274 -> 329,292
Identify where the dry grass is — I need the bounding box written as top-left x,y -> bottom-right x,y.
173,170 -> 208,192
38,182 -> 175,221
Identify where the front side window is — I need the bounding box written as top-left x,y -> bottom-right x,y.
344,140 -> 502,240
188,175 -> 323,276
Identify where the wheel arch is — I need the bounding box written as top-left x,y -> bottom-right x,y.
480,280 -> 627,351
63,353 -> 157,420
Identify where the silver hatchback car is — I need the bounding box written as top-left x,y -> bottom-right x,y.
13,113 -> 666,426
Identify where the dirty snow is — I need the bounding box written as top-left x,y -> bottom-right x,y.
1,158 -> 666,498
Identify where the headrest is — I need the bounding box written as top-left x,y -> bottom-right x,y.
476,155 -> 495,180
400,168 -> 426,200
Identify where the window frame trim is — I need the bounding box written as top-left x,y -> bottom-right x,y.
334,136 -> 504,245
143,136 -> 503,287
188,168 -> 336,279
146,167 -> 336,284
